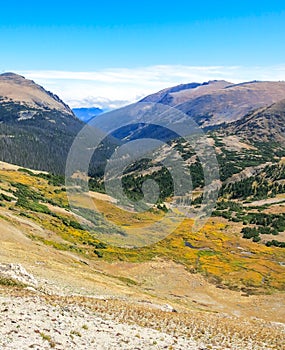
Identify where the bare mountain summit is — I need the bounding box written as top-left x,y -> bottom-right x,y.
142,80 -> 285,127
0,72 -> 73,116
141,80 -> 231,106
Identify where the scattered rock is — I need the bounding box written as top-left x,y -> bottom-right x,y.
161,304 -> 177,313
0,263 -> 38,287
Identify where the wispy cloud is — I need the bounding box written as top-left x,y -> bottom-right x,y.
19,64 -> 285,109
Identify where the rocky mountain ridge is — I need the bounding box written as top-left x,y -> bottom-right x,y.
142,79 -> 285,127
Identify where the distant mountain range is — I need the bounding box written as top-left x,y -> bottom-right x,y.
72,107 -> 104,123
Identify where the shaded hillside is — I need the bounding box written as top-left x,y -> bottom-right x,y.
0,73 -> 84,173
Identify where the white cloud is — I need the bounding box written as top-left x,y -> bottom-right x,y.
18,64 -> 285,109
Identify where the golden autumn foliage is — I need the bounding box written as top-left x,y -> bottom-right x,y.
0,167 -> 285,292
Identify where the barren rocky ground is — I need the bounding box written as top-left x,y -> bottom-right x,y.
0,294 -> 197,350
0,263 -> 284,349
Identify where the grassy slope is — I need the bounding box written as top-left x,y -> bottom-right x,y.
0,166 -> 284,294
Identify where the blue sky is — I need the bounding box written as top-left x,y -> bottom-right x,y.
1,1 -> 285,108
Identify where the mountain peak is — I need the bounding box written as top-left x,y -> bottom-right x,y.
0,72 -> 73,116
0,72 -> 26,79
0,72 -> 35,86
